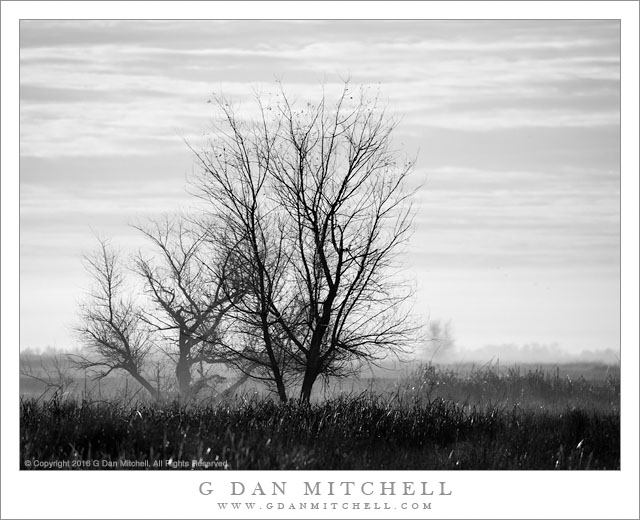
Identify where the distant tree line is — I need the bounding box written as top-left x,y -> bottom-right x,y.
75,83 -> 417,403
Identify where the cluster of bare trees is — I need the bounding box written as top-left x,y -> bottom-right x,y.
76,83 -> 417,403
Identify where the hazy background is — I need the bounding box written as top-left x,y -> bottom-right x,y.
19,20 -> 620,362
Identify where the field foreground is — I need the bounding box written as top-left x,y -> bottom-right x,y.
20,364 -> 620,470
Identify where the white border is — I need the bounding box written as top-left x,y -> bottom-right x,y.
2,2 -> 638,519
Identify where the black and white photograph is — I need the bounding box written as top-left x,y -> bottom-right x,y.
2,2 -> 638,519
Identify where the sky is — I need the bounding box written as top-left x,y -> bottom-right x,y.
19,20 -> 621,359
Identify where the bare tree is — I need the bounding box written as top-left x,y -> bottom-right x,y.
193,83 -> 417,402
426,319 -> 456,362
195,123 -> 297,402
132,215 -> 244,399
74,239 -> 159,400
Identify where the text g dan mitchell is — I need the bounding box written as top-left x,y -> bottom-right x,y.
199,481 -> 453,497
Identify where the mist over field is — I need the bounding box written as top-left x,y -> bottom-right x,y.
20,342 -> 619,366
19,341 -> 620,402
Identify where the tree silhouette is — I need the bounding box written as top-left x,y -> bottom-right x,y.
74,238 -> 159,400
133,215 -> 243,399
194,83 -> 417,402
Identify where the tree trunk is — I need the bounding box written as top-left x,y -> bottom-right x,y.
176,333 -> 192,400
175,356 -> 191,400
257,307 -> 288,403
299,367 -> 318,403
274,374 -> 288,403
130,372 -> 160,402
221,370 -> 250,398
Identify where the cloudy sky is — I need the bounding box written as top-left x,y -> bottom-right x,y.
19,20 -> 620,357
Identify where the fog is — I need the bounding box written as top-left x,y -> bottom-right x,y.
347,342 -> 615,379
435,343 -> 619,365
21,340 -> 620,365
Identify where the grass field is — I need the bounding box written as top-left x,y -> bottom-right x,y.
20,362 -> 620,470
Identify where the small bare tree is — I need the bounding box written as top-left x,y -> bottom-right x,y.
194,83 -> 417,402
426,319 -> 456,361
74,238 -> 159,400
133,215 -> 244,399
